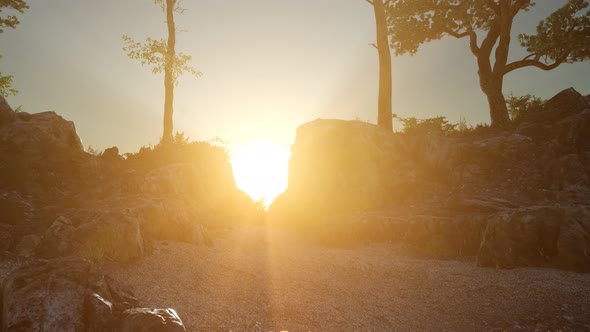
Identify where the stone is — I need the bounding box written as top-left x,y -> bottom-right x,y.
119,308 -> 187,332
0,110 -> 83,152
0,257 -> 137,331
544,87 -> 589,115
476,206 -> 590,271
37,210 -> 145,263
101,146 -> 122,161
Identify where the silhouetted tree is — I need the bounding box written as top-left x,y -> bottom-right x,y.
386,0 -> 590,128
366,0 -> 393,131
0,0 -> 28,97
123,0 -> 201,144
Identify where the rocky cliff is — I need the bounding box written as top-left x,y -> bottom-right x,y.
269,88 -> 590,272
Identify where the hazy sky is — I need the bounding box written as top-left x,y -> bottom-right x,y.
2,0 -> 589,153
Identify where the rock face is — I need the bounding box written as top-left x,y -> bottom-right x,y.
269,87 -> 590,271
0,257 -> 187,331
0,99 -> 256,262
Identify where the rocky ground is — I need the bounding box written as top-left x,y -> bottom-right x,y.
105,225 -> 590,332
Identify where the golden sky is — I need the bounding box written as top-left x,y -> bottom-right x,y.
3,0 -> 589,154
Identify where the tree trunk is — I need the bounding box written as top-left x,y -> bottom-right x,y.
373,0 -> 393,131
482,79 -> 511,128
162,0 -> 176,144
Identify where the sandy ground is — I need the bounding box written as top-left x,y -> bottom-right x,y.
103,225 -> 590,331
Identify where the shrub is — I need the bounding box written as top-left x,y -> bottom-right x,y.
395,115 -> 458,136
506,93 -> 545,122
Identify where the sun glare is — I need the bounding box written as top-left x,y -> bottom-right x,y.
232,141 -> 290,207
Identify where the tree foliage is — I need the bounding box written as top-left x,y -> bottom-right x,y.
386,0 -> 590,127
0,0 -> 28,97
506,93 -> 545,121
122,35 -> 200,83
0,0 -> 28,33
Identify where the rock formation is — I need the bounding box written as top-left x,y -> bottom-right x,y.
1,257 -> 187,331
269,87 -> 590,271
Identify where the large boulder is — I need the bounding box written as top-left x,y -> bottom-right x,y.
0,110 -> 83,152
0,106 -> 89,201
0,257 -> 137,331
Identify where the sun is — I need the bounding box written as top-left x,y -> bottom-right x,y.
231,140 -> 290,207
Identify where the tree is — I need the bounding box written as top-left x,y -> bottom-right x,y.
386,0 -> 590,128
123,0 -> 201,144
366,0 -> 394,131
0,0 -> 29,97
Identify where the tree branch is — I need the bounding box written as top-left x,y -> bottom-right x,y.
365,0 -> 374,5
444,27 -> 480,56
503,50 -> 571,75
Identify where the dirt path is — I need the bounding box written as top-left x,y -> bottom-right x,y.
106,225 -> 590,331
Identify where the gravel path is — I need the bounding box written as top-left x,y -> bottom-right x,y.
105,225 -> 590,331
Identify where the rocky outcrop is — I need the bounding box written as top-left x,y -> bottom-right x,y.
0,257 -> 187,331
269,87 -> 590,271
0,99 -> 257,262
101,146 -> 123,161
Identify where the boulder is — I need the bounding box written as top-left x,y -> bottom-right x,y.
270,119 -> 406,222
119,308 -> 187,332
477,206 -> 590,271
0,111 -> 83,153
37,210 -> 145,263
0,257 -> 137,331
101,146 -> 123,161
544,87 -> 590,116
136,200 -> 212,247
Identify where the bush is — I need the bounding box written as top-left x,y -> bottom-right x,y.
395,115 -> 458,136
506,93 -> 545,122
